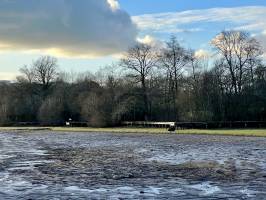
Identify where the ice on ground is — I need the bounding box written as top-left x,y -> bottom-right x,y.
27,149 -> 48,156
65,185 -> 162,196
0,154 -> 14,160
135,148 -> 149,153
240,189 -> 257,197
147,150 -> 230,165
8,160 -> 54,171
148,152 -> 188,164
188,182 -> 221,195
145,186 -> 161,195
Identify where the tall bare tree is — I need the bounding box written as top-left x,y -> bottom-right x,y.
19,56 -> 59,89
159,36 -> 190,120
211,31 -> 262,94
32,56 -> 59,89
121,43 -> 158,120
18,65 -> 34,83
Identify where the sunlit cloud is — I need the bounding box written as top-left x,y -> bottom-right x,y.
137,35 -> 157,45
137,35 -> 165,50
0,72 -> 18,81
107,0 -> 120,11
0,0 -> 137,58
194,49 -> 210,59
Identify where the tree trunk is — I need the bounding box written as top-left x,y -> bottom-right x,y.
141,76 -> 149,121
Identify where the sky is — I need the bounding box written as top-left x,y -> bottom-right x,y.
1,0 -> 266,80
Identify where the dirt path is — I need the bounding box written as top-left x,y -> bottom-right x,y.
0,131 -> 266,199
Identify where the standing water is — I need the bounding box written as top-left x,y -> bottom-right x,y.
0,131 -> 266,199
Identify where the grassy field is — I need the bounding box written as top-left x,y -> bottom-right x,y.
0,126 -> 266,137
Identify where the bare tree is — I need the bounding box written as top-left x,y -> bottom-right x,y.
38,96 -> 64,124
160,36 -> 190,93
32,56 -> 59,88
159,36 -> 190,120
18,65 -> 34,83
18,56 -> 59,89
211,31 -> 262,94
121,43 -> 158,120
0,87 -> 10,125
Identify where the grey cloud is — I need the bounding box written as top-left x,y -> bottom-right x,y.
0,0 -> 138,57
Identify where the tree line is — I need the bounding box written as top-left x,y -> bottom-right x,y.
0,31 -> 266,127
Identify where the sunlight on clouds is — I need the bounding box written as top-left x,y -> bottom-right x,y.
137,35 -> 156,45
45,48 -> 101,59
107,0 -> 120,11
0,3 -> 266,60
110,35 -> 161,60
111,53 -> 124,59
0,0 -> 137,58
0,44 -> 102,59
0,72 -> 18,81
194,49 -> 210,59
137,35 -> 165,49
0,42 -> 13,53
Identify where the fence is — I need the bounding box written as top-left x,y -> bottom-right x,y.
122,121 -> 266,129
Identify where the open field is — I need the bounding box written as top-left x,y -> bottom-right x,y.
0,127 -> 266,137
0,130 -> 266,199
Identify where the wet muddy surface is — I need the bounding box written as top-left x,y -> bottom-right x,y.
0,131 -> 266,199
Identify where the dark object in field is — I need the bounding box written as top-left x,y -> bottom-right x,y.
168,125 -> 176,132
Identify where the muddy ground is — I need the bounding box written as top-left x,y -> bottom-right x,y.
0,131 -> 266,199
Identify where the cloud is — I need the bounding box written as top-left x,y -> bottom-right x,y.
137,35 -> 157,45
133,6 -> 266,34
0,72 -> 18,81
133,6 -> 266,58
107,0 -> 120,11
137,35 -> 165,50
194,49 -> 210,59
0,0 -> 137,58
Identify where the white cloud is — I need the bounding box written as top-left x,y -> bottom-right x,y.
137,35 -> 156,45
133,6 -> 266,33
0,72 -> 18,81
194,49 -> 210,59
0,0 -> 137,58
137,35 -> 165,49
133,6 -> 266,58
107,0 -> 120,11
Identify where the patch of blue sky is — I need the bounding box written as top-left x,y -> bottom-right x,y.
120,0 -> 266,15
